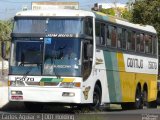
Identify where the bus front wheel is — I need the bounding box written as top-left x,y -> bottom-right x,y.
91,85 -> 101,110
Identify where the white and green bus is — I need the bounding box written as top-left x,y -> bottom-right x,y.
8,9 -> 158,111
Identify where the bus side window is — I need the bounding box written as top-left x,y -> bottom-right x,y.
111,26 -> 117,47
117,27 -> 122,48
153,35 -> 157,55
131,31 -> 136,51
84,18 -> 93,36
145,34 -> 152,54
100,23 -> 105,45
96,22 -> 101,45
127,30 -> 132,50
122,29 -> 126,49
136,33 -> 140,52
145,35 -> 149,53
106,25 -> 110,46
96,22 -> 105,46
140,33 -> 144,52
148,35 -> 153,54
107,25 -> 112,46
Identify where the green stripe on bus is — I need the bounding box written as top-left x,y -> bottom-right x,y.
103,51 -> 122,102
40,78 -> 63,82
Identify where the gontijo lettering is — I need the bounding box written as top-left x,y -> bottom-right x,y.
127,58 -> 143,69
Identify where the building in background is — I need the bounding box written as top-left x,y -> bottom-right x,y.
32,2 -> 79,10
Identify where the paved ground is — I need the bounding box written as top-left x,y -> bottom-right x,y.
0,87 -> 8,108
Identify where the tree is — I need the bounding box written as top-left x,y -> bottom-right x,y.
121,9 -> 132,21
100,8 -> 115,16
131,0 -> 160,38
99,8 -> 132,21
131,0 -> 160,57
0,20 -> 12,75
0,20 -> 13,57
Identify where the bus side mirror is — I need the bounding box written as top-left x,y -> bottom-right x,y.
1,42 -> 7,59
87,44 -> 93,58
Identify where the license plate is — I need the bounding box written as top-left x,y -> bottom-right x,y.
11,96 -> 23,100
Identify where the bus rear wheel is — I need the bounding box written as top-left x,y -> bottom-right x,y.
143,90 -> 157,108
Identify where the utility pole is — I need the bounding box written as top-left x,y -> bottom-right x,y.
113,0 -> 118,17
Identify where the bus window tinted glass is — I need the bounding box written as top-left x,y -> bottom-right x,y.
122,29 -> 126,49
131,31 -> 136,51
117,28 -> 122,48
107,26 -> 112,46
127,30 -> 132,50
96,22 -> 100,45
48,19 -> 82,34
84,18 -> 93,36
100,23 -> 105,45
13,18 -> 46,33
111,26 -> 117,47
153,36 -> 157,55
136,33 -> 140,52
140,34 -> 144,52
145,35 -> 152,54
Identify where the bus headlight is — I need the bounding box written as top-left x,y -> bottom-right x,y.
60,82 -> 81,88
8,81 -> 25,87
11,90 -> 23,95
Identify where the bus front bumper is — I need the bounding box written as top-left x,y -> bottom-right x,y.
9,87 -> 82,103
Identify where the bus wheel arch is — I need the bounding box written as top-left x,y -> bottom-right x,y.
143,83 -> 157,108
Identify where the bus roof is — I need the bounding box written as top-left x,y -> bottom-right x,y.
15,9 -> 157,34
94,12 -> 157,34
15,9 -> 95,17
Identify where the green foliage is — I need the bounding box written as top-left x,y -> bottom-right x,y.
131,0 -> 160,56
132,0 -> 160,38
100,8 -> 132,21
0,20 -> 13,57
100,8 -> 115,16
121,10 -> 132,21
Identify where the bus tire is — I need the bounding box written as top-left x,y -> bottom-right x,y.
143,90 -> 148,108
121,103 -> 132,110
143,90 -> 157,108
24,102 -> 44,112
148,101 -> 157,108
134,87 -> 143,109
91,85 -> 101,110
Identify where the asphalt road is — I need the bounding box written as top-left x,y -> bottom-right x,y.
1,102 -> 160,120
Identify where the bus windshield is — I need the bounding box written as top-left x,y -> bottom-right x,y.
43,38 -> 81,76
13,18 -> 83,34
10,38 -> 81,77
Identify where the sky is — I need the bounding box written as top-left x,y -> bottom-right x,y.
0,0 -> 129,20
